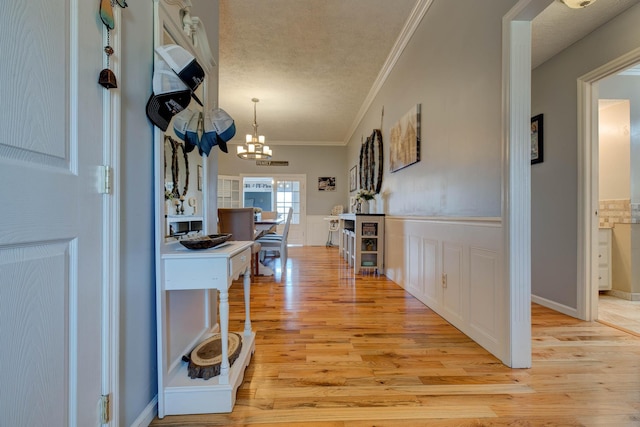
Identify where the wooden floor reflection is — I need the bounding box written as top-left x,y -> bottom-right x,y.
150,246 -> 640,426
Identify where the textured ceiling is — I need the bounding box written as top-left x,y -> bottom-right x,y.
532,0 -> 640,69
217,0 -> 639,149
218,0 -> 417,146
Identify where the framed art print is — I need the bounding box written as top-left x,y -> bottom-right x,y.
531,114 -> 544,165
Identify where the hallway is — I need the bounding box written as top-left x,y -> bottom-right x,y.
151,246 -> 640,426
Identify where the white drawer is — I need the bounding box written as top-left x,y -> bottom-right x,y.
598,266 -> 611,290
598,228 -> 611,244
164,257 -> 227,290
597,243 -> 609,266
230,248 -> 251,278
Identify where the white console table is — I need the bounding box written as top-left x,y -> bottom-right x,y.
338,213 -> 385,274
156,240 -> 256,417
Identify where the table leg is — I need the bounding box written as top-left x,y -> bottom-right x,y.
219,289 -> 229,384
243,266 -> 252,336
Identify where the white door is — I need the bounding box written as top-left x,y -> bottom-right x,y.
274,176 -> 306,245
0,1 -> 106,426
240,174 -> 307,245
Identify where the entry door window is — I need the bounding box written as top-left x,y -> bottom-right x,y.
240,174 -> 306,244
243,177 -> 272,211
276,179 -> 300,225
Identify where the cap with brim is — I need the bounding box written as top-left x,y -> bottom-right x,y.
173,109 -> 200,153
156,44 -> 205,106
201,108 -> 235,155
146,59 -> 192,131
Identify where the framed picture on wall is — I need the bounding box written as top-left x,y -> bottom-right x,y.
531,114 -> 544,164
349,165 -> 357,192
318,177 -> 336,191
390,104 -> 421,172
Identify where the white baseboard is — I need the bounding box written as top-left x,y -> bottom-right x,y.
129,396 -> 157,427
604,289 -> 640,301
531,294 -> 579,318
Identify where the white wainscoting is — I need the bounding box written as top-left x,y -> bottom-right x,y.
385,217 -> 506,362
306,215 -> 336,246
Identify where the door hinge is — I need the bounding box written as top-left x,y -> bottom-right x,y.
99,394 -> 110,424
442,273 -> 448,288
99,165 -> 112,195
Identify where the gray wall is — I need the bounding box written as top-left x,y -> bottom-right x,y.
531,4 -> 640,308
346,0 -> 514,217
119,1 -> 218,425
119,1 -> 155,425
218,145 -> 347,215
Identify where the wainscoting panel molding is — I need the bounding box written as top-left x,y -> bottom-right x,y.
385,217 -> 505,362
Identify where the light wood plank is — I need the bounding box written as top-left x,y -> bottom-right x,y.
150,246 -> 640,426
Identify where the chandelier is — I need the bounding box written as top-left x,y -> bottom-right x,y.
237,98 -> 273,160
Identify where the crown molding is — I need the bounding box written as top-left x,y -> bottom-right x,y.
343,0 -> 434,145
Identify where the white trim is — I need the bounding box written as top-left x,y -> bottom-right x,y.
604,289 -> 640,301
129,396 -> 158,427
385,215 -> 501,225
101,3 -> 122,425
501,0 -> 553,369
531,294 -> 579,318
619,64 -> 640,76
240,173 -> 307,245
344,0 -> 434,145
69,0 -> 79,423
576,46 -> 640,321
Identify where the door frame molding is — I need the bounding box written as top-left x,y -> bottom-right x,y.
240,173 -> 307,245
101,5 -> 122,424
577,46 -> 640,321
502,0 -> 553,368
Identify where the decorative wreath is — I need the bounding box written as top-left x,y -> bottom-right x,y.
359,129 -> 383,194
166,135 -> 190,198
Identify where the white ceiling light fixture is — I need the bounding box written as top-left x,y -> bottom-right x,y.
237,98 -> 272,160
560,0 -> 598,8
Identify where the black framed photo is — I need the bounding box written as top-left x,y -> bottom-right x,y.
531,114 -> 544,165
318,177 -> 336,191
349,165 -> 357,192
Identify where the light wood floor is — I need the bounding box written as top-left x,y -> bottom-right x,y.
598,294 -> 640,337
151,246 -> 640,426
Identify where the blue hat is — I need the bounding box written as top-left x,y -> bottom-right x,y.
200,108 -> 235,155
173,109 -> 200,153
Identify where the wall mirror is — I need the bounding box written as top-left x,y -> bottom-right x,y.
153,0 -> 215,243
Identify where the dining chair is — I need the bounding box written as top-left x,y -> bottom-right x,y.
260,211 -> 278,220
256,207 -> 293,271
258,207 -> 292,241
217,208 -> 261,276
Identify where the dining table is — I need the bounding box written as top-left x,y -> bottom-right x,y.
254,216 -> 283,238
254,216 -> 284,275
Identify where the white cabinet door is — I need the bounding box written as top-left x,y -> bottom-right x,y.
598,229 -> 612,291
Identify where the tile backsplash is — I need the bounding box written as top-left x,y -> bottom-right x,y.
599,199 -> 640,228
